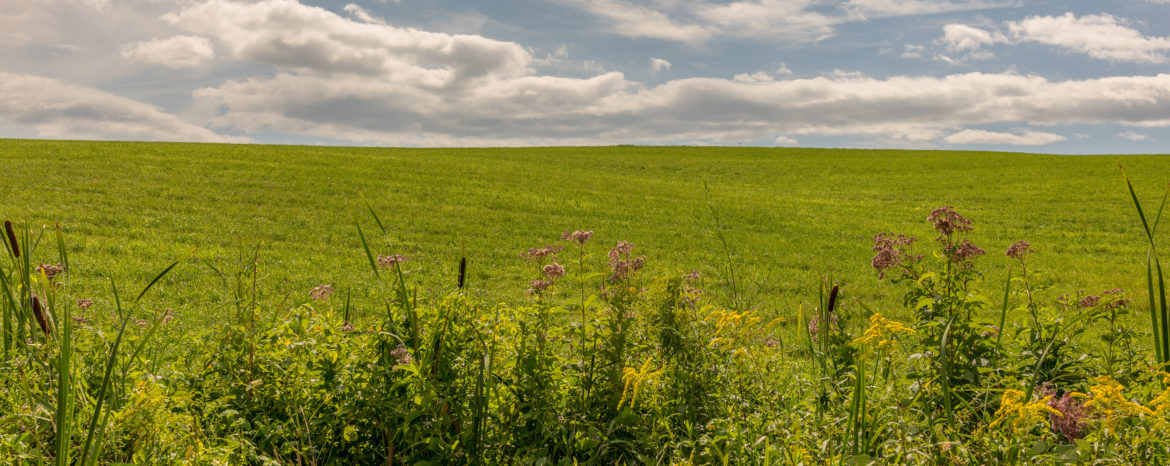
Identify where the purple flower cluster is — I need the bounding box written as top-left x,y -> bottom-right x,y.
1006,240 -> 1031,260
1039,384 -> 1087,441
76,299 -> 94,310
391,343 -> 413,366
310,284 -> 334,301
529,279 -> 553,294
377,254 -> 410,268
561,230 -> 594,244
871,233 -> 920,279
607,241 -> 645,282
520,244 -> 563,263
948,240 -> 986,262
543,262 -> 565,280
1079,294 -> 1101,309
927,206 -> 973,238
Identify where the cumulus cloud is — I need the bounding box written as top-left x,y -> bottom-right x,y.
1007,13 -> 1170,63
773,136 -> 798,145
649,57 -> 671,73
121,35 -> 215,68
1119,130 -> 1149,141
163,0 -> 531,83
842,0 -> 1011,20
939,24 -> 1006,52
0,72 -> 248,143
943,129 -> 1066,145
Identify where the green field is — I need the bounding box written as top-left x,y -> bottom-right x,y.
1,138 -> 1165,317
5,138 -> 1170,464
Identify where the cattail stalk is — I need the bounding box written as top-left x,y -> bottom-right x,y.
4,220 -> 19,258
32,296 -> 50,335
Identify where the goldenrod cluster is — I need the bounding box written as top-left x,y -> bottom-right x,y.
853,312 -> 914,351
1083,375 -> 1154,428
618,356 -> 664,410
989,389 -> 1061,433
704,309 -> 760,349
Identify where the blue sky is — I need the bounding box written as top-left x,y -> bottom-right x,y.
2,0 -> 1169,153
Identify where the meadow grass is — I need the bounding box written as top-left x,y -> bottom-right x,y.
3,137 -> 1170,463
1,138 -> 1166,322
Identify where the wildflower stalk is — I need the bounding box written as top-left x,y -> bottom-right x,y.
1120,166 -> 1168,370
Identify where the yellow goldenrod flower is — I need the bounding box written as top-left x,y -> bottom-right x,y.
989,389 -> 1061,433
853,312 -> 914,351
618,357 -> 664,410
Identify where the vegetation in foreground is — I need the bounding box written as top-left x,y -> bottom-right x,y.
2,168 -> 1168,464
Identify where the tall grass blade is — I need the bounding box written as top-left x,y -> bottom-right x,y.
54,223 -> 69,280
135,257 -> 183,303
994,266 -> 1011,355
357,190 -> 388,235
79,279 -> 129,465
354,219 -> 380,279
54,295 -> 72,466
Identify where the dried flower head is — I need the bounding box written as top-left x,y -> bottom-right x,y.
377,254 -> 410,268
561,230 -> 594,244
607,241 -> 645,282
309,284 -> 334,301
949,240 -> 985,262
36,263 -> 66,281
520,244 -> 563,262
391,344 -> 413,367
871,233 -> 920,279
1006,240 -> 1031,261
928,206 -> 973,238
543,262 -> 566,279
162,309 -> 176,325
527,279 -> 553,294
1038,383 -> 1087,441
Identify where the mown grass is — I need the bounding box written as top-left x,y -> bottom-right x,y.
1,138 -> 1166,322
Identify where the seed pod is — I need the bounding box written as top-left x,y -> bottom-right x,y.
827,285 -> 839,313
32,296 -> 50,336
457,256 -> 467,289
4,220 -> 19,258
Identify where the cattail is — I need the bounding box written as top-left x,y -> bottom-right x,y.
457,256 -> 467,289
32,296 -> 50,335
827,285 -> 839,313
4,220 -> 19,258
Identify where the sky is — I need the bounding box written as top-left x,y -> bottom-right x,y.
1,0 -> 1169,153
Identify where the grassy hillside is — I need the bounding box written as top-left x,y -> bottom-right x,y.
1,138 -> 1166,319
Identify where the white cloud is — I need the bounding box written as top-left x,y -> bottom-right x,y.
564,0 -> 712,43
1007,13 -> 1170,63
342,4 -> 385,25
943,129 -> 1066,145
902,44 -> 926,58
0,72 -> 248,143
564,0 -> 1006,45
939,24 -> 1006,52
776,63 -> 793,76
1119,130 -> 1149,141
649,57 -> 671,73
121,35 -> 215,68
843,0 -> 1012,20
164,0 -> 532,83
773,136 -> 798,145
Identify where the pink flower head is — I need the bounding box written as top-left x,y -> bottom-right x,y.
542,262 -> 565,279
527,279 -> 553,294
927,206 -> 973,238
520,244 -> 563,262
377,254 -> 410,268
36,263 -> 65,280
1006,240 -> 1031,260
1039,384 -> 1086,441
561,230 -> 594,244
871,232 -> 920,279
607,241 -> 645,282
391,344 -> 413,366
949,239 -> 985,262
683,270 -> 701,282
76,299 -> 94,310
310,284 -> 334,300
1079,295 -> 1101,309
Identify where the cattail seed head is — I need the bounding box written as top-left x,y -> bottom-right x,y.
4,220 -> 19,258
457,256 -> 467,289
32,296 -> 50,336
827,285 -> 839,313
